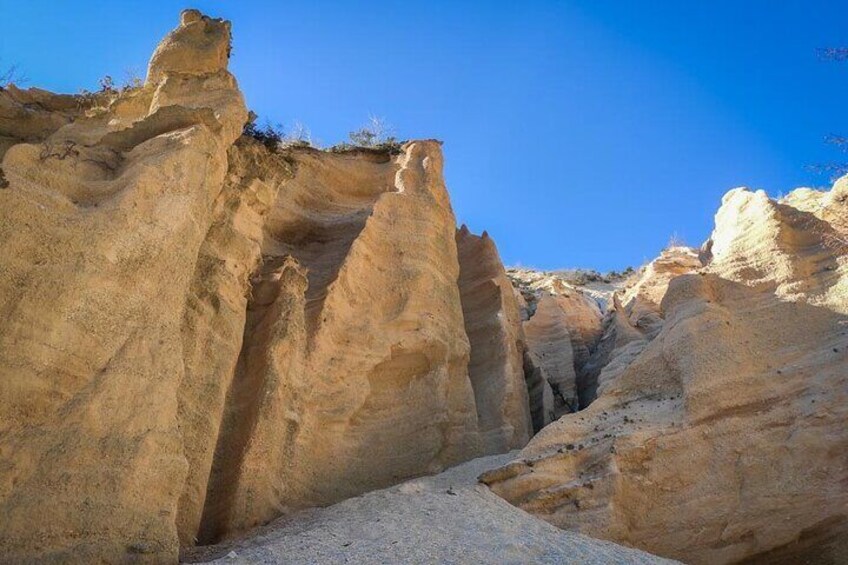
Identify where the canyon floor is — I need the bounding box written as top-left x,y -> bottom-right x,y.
184,453 -> 676,565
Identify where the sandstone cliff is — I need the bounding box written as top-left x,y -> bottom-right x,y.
456,226 -> 532,455
3,8 -> 847,565
0,11 -> 532,562
483,181 -> 848,564
1,10 -> 246,562
509,268 -> 624,420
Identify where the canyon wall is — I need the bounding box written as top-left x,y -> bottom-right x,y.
2,8 -> 847,565
456,226 -> 533,454
0,11 -> 531,562
483,182 -> 848,564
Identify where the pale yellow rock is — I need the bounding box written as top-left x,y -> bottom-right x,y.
508,270 -> 608,412
484,180 -> 848,564
176,140 -> 292,545
456,226 -> 532,454
523,295 -> 579,418
579,246 -> 703,403
193,142 -> 497,543
147,10 -> 233,86
619,246 -> 702,335
550,289 -> 604,371
0,7 -> 544,557
0,10 -> 259,561
0,10 -> 246,562
707,186 -> 847,309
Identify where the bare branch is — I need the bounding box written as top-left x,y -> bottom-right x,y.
817,47 -> 848,61
121,67 -> 144,90
805,162 -> 848,180
824,134 -> 848,152
0,63 -> 29,87
348,115 -> 397,148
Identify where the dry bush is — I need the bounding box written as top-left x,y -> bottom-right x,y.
667,232 -> 687,248
346,114 -> 401,150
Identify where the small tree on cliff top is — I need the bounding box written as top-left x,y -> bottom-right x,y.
348,115 -> 398,148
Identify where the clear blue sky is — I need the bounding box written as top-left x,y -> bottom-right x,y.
2,1 -> 846,270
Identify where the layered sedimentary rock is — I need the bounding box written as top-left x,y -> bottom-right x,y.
483,181 -> 848,564
0,11 -> 531,562
523,295 -> 579,419
176,140 -> 292,545
197,141 -> 486,543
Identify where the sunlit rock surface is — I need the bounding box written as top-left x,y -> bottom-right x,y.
483,180 -> 848,565
0,11 -> 529,562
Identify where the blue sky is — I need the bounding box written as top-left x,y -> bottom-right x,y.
2,1 -> 846,270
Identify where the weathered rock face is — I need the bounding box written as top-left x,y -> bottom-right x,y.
0,11 -> 532,562
197,142 -> 487,543
456,226 -> 532,454
483,181 -> 848,565
8,8 -> 845,565
523,295 -> 579,419
509,269 -> 611,415
176,140 -> 291,546
579,246 -> 702,405
0,10 -> 245,563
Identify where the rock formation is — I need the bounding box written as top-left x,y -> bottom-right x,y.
456,226 -> 532,454
2,8 -> 847,565
509,269 -> 614,418
579,246 -> 702,405
483,181 -> 848,564
523,295 -> 579,418
197,141 -> 486,543
0,11 -> 532,562
1,10 -> 246,562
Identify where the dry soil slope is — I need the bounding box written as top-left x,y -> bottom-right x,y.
185,453 -> 679,565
